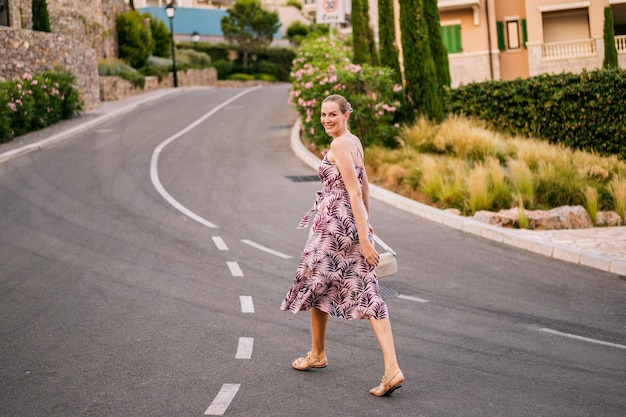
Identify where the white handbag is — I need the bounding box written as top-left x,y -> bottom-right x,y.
373,235 -> 398,278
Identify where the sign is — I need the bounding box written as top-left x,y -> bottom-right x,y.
316,0 -> 345,24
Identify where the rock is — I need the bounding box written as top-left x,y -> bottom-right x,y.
472,205 -> 594,230
473,210 -> 517,228
595,211 -> 623,227
444,208 -> 461,216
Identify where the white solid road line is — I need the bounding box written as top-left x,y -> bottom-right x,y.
212,236 -> 229,251
539,327 -> 626,350
241,239 -> 292,259
239,296 -> 255,313
397,294 -> 430,303
204,383 -> 241,416
150,87 -> 260,230
227,261 -> 243,277
235,337 -> 254,359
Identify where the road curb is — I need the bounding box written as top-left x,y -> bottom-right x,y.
289,118 -> 626,275
0,88 -> 190,165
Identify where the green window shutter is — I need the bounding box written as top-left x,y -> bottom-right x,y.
521,18 -> 528,48
440,24 -> 462,54
496,21 -> 506,51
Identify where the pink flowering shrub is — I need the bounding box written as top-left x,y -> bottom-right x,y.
289,36 -> 404,149
0,69 -> 82,142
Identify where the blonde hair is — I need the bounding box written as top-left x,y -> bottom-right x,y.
323,94 -> 353,115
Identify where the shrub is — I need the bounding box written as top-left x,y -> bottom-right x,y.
448,68 -> 626,160
145,13 -> 171,58
117,11 -> 151,68
0,70 -> 82,142
227,73 -> 256,81
254,60 -> 277,77
98,58 -> 145,89
32,0 -> 51,32
212,60 -> 235,79
290,36 -> 404,149
175,48 -> 212,68
98,58 -> 136,76
379,114 -> 626,217
286,21 -> 309,45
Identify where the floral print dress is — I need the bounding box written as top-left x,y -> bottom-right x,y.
280,153 -> 389,320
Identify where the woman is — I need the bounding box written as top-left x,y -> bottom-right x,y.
281,94 -> 404,397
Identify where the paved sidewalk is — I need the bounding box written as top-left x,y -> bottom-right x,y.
2,88 -> 625,276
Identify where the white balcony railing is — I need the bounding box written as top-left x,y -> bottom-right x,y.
542,38 -> 597,60
616,35 -> 626,54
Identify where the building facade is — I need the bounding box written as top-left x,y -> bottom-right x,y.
401,0 -> 626,86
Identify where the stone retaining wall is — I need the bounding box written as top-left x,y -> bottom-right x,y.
0,27 -> 99,110
99,68 -> 220,101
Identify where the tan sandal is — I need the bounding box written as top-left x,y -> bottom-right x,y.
370,370 -> 404,397
292,351 -> 328,371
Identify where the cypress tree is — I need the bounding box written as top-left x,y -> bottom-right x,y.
352,0 -> 372,66
364,1 -> 379,66
423,0 -> 451,88
32,0 -> 51,32
603,6 -> 618,69
378,0 -> 402,83
400,0 -> 443,121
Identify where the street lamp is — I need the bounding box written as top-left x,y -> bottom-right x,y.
191,31 -> 199,50
165,2 -> 178,88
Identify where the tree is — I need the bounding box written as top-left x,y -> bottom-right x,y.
603,6 -> 618,69
352,0 -> 378,66
117,11 -> 150,68
378,0 -> 402,84
400,0 -> 443,121
220,0 -> 280,68
145,13 -> 171,58
32,0 -> 51,32
423,0 -> 451,89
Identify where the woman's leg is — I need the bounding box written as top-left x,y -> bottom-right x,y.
293,307 -> 329,370
369,318 -> 400,375
309,307 -> 329,357
369,318 -> 403,395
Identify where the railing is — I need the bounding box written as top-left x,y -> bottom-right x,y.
542,38 -> 597,60
616,35 -> 626,54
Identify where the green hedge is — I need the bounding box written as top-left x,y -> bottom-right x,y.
177,42 -> 295,81
447,68 -> 626,159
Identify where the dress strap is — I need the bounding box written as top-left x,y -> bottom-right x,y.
350,135 -> 363,166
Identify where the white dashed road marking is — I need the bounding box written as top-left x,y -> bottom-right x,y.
539,328 -> 626,350
239,296 -> 255,313
235,337 -> 254,359
397,294 -> 430,303
212,236 -> 229,251
241,239 -> 292,259
227,261 -> 243,277
204,383 -> 241,416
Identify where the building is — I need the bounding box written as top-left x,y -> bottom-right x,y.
434,0 -> 626,86
302,0 -> 626,87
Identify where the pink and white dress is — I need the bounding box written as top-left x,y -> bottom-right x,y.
280,154 -> 388,320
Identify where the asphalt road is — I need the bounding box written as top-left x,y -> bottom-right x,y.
0,84 -> 624,417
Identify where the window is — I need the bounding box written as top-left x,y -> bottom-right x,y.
441,24 -> 462,54
507,20 -> 520,49
497,19 -> 527,51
